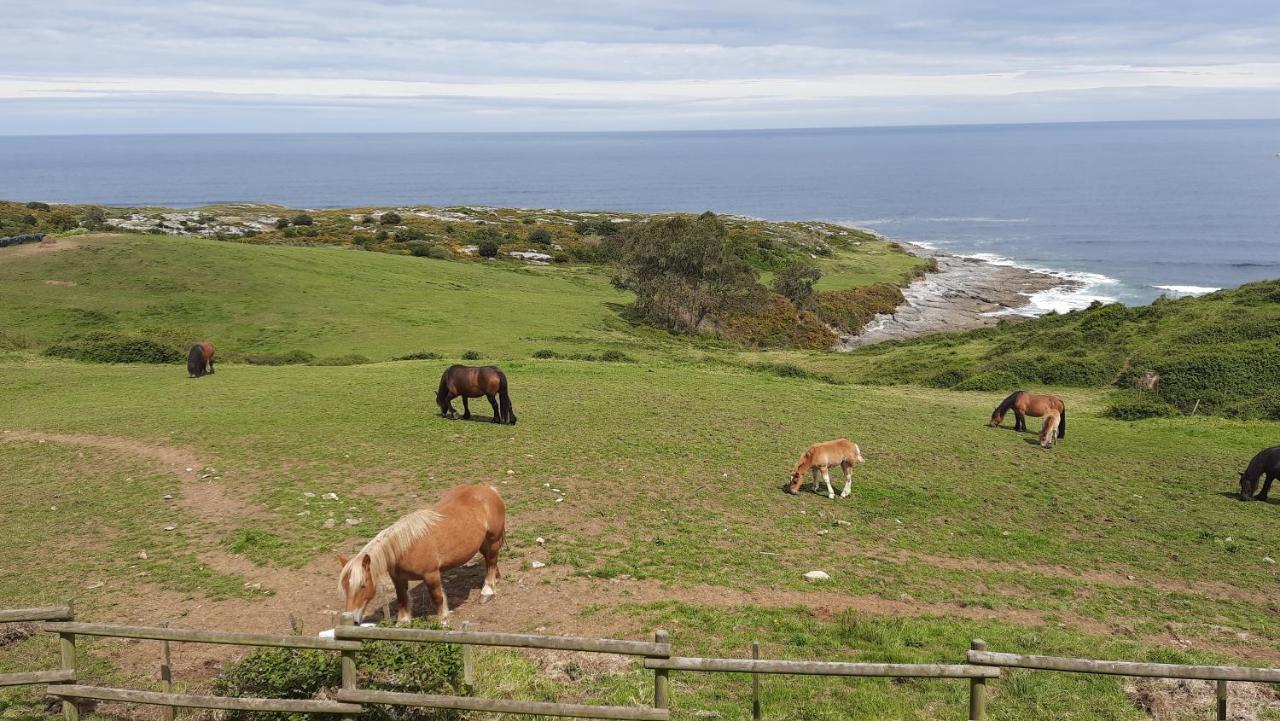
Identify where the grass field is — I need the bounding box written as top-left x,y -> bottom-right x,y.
2,232 -> 1279,720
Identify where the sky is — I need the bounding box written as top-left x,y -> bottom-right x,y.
4,1 -> 1280,134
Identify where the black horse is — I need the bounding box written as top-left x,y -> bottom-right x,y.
1240,446 -> 1280,501
436,365 -> 516,425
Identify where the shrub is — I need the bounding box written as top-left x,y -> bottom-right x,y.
532,349 -> 559,359
598,350 -> 635,363
1031,357 -> 1114,386
926,368 -> 967,389
815,285 -> 904,335
461,350 -> 481,360
396,228 -> 426,242
393,351 -> 441,361
747,362 -> 840,385
1103,394 -> 1179,420
241,350 -> 315,366
311,354 -> 371,366
25,201 -> 50,211
79,207 -> 107,230
275,218 -> 290,230
527,228 -> 552,245
44,333 -> 181,364
212,619 -> 464,721
289,214 -> 314,226
952,370 -> 1025,392
771,260 -> 821,309
380,212 -> 402,225
404,240 -> 434,257
709,288 -> 834,350
477,239 -> 499,258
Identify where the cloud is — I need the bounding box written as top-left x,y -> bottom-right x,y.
3,1 -> 1280,133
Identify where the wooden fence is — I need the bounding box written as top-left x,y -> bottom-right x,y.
3,605 -> 1278,720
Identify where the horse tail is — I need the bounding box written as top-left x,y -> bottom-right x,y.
187,345 -> 204,377
1058,407 -> 1066,438
498,372 -> 516,425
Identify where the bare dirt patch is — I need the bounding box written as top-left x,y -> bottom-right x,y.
0,236 -> 81,259
0,430 -> 266,530
43,279 -> 78,287
1127,677 -> 1280,721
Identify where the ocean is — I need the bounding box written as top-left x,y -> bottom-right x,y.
2,120 -> 1278,310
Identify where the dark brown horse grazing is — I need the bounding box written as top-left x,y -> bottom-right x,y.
1239,446 -> 1280,501
187,341 -> 215,378
990,390 -> 1066,448
437,365 -> 516,424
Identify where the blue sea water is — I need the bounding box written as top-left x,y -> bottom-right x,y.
2,120 -> 1278,308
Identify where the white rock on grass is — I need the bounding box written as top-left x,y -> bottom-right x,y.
803,570 -> 830,582
536,537 -> 546,545
322,493 -> 339,501
530,561 -> 546,569
834,520 -> 852,527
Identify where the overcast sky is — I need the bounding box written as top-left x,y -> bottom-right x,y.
5,1 -> 1280,134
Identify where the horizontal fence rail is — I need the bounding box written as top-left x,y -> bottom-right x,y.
967,650 -> 1280,683
0,606 -> 73,623
338,688 -> 671,721
42,622 -> 360,651
8,605 -> 1280,721
334,624 -> 671,657
48,685 -> 363,715
646,657 -> 999,679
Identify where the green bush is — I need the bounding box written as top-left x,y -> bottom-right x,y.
393,351 -> 441,361
747,362 -> 840,385
290,214 -> 314,226
44,333 -> 182,364
527,228 -> 552,244
461,350 -> 481,360
1103,394 -> 1179,420
477,239 -> 499,258
816,284 -> 904,335
532,349 -> 559,359
598,350 -> 634,363
212,619 -> 465,721
380,212 -> 402,225
952,370 -> 1024,392
241,350 -> 316,366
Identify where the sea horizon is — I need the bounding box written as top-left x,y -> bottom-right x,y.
4,118 -> 1278,311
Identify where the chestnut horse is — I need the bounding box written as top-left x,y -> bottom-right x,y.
187,341 -> 215,378
787,439 -> 865,499
338,484 -> 505,622
437,364 -> 516,424
1239,445 -> 1280,502
990,390 -> 1066,449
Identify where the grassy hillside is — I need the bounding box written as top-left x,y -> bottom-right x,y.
773,282 -> 1280,420
2,229 -> 1280,720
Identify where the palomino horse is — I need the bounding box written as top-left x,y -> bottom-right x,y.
338,484 -> 505,622
1239,445 -> 1280,501
187,341 -> 215,378
437,365 -> 516,424
989,391 -> 1066,449
787,439 -> 865,499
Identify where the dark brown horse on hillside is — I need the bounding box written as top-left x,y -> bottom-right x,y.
187,341 -> 215,378
1239,446 -> 1280,502
437,365 -> 516,424
990,390 -> 1066,448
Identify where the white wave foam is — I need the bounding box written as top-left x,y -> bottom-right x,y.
959,251 -> 1121,316
1153,284 -> 1221,296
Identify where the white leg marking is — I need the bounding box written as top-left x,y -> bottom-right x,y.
823,469 -> 834,499
841,469 -> 852,498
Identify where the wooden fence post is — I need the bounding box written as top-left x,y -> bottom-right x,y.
653,630 -> 670,711
339,613 -> 358,721
1217,679 -> 1227,721
59,599 -> 78,721
751,641 -> 761,721
160,623 -> 174,721
968,639 -> 987,721
462,621 -> 475,688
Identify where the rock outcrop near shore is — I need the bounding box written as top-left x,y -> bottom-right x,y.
839,248 -> 1076,349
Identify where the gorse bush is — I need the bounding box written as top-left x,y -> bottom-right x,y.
311,354 -> 372,366
1103,394 -> 1180,420
460,350 -> 481,360
393,351 -> 441,361
241,350 -> 316,366
816,284 -> 905,335
44,332 -> 182,364
212,619 -> 464,721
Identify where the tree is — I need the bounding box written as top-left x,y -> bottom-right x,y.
772,260 -> 822,309
607,212 -> 756,333
477,238 -> 500,258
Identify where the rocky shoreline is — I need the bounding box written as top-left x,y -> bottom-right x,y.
838,244 -> 1080,349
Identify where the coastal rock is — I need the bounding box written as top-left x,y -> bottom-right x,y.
840,249 -> 1078,349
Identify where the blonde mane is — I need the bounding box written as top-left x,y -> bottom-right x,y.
340,508 -> 441,593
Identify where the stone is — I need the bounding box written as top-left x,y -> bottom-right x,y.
530,561 -> 546,569
322,493 -> 339,501
803,570 -> 830,582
